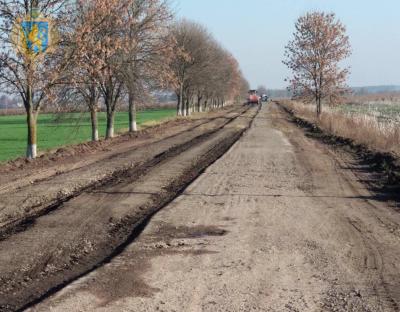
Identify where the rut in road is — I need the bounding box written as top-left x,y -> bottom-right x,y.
0,106 -> 249,241
0,107 -> 241,196
29,102 -> 400,312
0,106 -> 258,312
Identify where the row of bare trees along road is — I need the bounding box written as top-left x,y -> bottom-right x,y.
0,2 -> 354,160
0,0 -> 250,159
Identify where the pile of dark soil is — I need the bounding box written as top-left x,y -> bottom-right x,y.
0,118 -> 194,174
277,102 -> 400,199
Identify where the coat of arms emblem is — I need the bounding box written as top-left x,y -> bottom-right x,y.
12,13 -> 54,60
21,20 -> 49,54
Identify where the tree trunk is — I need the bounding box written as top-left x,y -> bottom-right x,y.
178,83 -> 184,116
197,96 -> 202,112
90,107 -> 99,141
106,108 -> 115,139
319,97 -> 322,116
128,91 -> 137,132
26,109 -> 37,159
185,98 -> 190,116
317,74 -> 323,117
181,100 -> 186,116
316,96 -> 322,118
25,81 -> 38,159
177,95 -> 181,116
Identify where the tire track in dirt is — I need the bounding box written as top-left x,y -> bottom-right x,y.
273,102 -> 400,311
0,107 -> 242,195
0,106 -> 259,312
25,103 -> 400,312
0,107 -> 249,242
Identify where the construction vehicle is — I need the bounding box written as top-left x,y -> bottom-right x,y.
247,90 -> 260,105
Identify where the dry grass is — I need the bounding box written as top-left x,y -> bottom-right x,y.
0,108 -> 24,116
340,93 -> 400,124
280,100 -> 400,156
344,93 -> 400,106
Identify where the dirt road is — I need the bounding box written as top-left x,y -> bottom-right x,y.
25,103 -> 400,311
0,106 -> 246,240
0,106 -> 257,311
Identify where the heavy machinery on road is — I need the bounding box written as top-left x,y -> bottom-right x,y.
261,94 -> 269,102
247,90 -> 260,105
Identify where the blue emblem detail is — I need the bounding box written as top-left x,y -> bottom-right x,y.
21,21 -> 49,54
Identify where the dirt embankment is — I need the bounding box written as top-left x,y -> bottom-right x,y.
277,101 -> 400,202
0,107 -> 244,190
0,106 -> 246,240
0,106 -> 258,312
0,107 -> 241,186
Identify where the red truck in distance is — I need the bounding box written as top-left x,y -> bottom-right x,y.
247,90 -> 260,105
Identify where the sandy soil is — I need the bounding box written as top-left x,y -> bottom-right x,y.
27,103 -> 400,312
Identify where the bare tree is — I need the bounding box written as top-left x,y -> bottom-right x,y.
169,19 -> 248,116
67,2 -> 102,142
239,76 -> 250,101
120,0 -> 173,132
169,20 -> 212,116
72,0 -> 135,139
213,51 -> 242,108
283,12 -> 351,117
0,0 -> 248,160
0,0 -> 72,158
189,39 -> 224,113
75,81 -> 101,141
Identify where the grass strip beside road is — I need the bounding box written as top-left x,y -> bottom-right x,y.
0,109 -> 176,162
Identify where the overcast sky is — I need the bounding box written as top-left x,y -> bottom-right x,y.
177,0 -> 400,89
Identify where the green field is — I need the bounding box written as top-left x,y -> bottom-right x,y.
339,102 -> 400,123
0,109 -> 176,162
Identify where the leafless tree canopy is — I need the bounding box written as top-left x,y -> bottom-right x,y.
0,0 -> 74,158
283,12 -> 352,116
169,19 -> 248,116
0,1 -> 249,159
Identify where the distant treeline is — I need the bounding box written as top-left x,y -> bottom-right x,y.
351,85 -> 400,95
3,86 -> 400,109
266,89 -> 293,99
0,92 -> 177,111
264,85 -> 400,99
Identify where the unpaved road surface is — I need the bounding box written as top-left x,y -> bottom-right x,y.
24,103 -> 400,312
0,106 -> 257,311
0,106 -> 246,240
